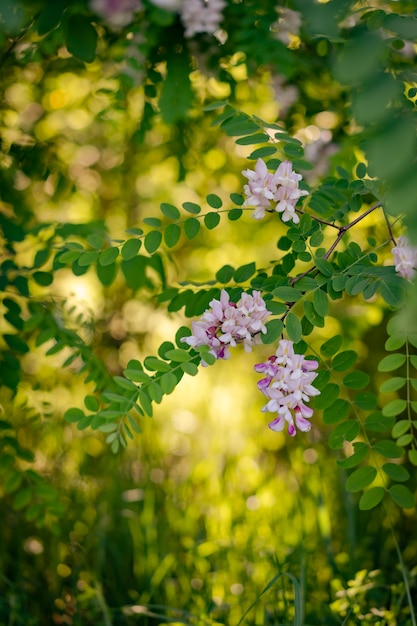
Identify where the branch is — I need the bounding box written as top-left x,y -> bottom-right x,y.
0,17 -> 35,70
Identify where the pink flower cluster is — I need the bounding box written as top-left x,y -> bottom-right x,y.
242,158 -> 308,223
181,0 -> 226,38
392,235 -> 417,280
181,289 -> 271,364
255,340 -> 320,436
89,0 -> 225,37
89,0 -> 142,28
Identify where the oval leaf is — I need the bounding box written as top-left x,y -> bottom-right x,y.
345,466 -> 377,493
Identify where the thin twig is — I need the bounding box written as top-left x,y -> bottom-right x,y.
0,17 -> 35,70
296,209 -> 340,229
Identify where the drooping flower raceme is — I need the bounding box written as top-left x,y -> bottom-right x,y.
392,236 -> 417,280
180,0 -> 226,38
242,158 -> 308,223
181,289 -> 271,364
255,339 -> 320,436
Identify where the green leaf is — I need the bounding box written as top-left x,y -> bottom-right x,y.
248,146 -> 277,160
160,203 -> 180,220
337,442 -> 368,468
78,251 -> 99,267
144,356 -> 171,372
379,276 -> 406,308
64,408 -> 84,423
354,392 -> 377,410
204,212 -> 221,229
332,350 -> 358,372
320,335 -> 343,357
32,271 -> 53,286
58,249 -> 82,263
408,449 -> 417,466
273,286 -> 303,302
96,261 -> 117,287
391,419 -> 410,438
364,412 -> 395,431
380,377 -> 406,392
261,319 -> 284,344
164,223 -> 181,248
373,440 -> 404,458
3,470 -> 23,494
203,100 -> 229,111
144,230 -> 162,253
378,354 -> 406,372
322,398 -> 350,424
345,466 -> 377,493
143,217 -> 162,228
382,399 -> 407,417
206,194 -> 222,209
98,247 -> 119,266
285,312 -> 302,343
148,382 -> 163,404
230,193 -> 244,206
36,0 -> 66,35
388,484 -> 415,508
160,372 -> 177,394
138,390 -> 153,417
329,420 -> 360,449
343,370 -> 370,390
315,257 -> 334,276
234,262 -> 256,283
184,218 -> 201,239
12,487 -> 31,511
228,208 -> 243,221
101,392 -> 130,404
382,462 -> 410,482
114,376 -> 139,392
266,301 -> 287,315
314,383 -> 339,410
303,301 -> 324,328
64,15 -> 97,63
182,202 -> 201,214
121,238 -> 142,260
216,265 -> 234,283
359,487 -> 385,510
181,361 -> 199,376
87,234 -> 104,249
84,395 -> 99,412
164,349 -> 190,362
313,289 -> 329,317
159,49 -> 193,123
235,133 -> 270,145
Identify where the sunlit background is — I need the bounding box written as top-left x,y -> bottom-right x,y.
1,3 -> 416,624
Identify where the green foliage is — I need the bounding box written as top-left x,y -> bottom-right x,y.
0,0 -> 417,622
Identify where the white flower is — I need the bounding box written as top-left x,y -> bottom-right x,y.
242,158 -> 308,223
180,0 -> 226,38
271,7 -> 302,46
90,0 -> 142,28
392,236 -> 417,280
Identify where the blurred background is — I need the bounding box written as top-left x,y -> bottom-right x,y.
0,1 -> 416,624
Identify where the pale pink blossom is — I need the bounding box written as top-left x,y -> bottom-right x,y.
182,289 -> 271,364
255,339 -> 320,436
271,7 -> 302,46
90,0 -> 142,28
180,0 -> 226,38
392,236 -> 417,280
242,158 -> 308,222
